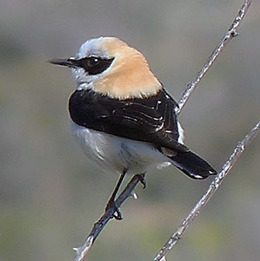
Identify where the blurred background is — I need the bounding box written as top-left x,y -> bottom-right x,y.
1,0 -> 259,260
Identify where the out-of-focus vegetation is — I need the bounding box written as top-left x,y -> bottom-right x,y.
0,0 -> 259,260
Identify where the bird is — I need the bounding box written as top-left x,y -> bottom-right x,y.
50,36 -> 217,219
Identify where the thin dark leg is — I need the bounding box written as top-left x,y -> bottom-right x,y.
106,168 -> 127,220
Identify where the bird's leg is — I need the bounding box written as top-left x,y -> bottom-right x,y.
105,168 -> 127,220
129,173 -> 146,199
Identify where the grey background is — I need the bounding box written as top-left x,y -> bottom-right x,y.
1,0 -> 260,260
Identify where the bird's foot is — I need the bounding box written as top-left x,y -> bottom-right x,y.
105,201 -> 123,220
137,173 -> 146,189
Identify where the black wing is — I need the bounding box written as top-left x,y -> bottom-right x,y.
69,88 -> 188,152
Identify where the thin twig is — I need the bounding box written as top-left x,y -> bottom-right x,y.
154,120 -> 260,261
176,0 -> 253,115
74,174 -> 145,261
153,1 -> 254,259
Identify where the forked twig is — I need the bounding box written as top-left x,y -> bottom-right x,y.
73,0 -> 253,260
154,120 -> 260,261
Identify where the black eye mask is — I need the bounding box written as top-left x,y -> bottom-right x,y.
77,57 -> 115,75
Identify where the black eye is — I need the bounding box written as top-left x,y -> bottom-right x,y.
78,57 -> 115,75
87,57 -> 100,67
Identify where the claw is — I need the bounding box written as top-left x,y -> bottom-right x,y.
138,173 -> 146,189
131,191 -> 138,199
113,209 -> 123,220
106,201 -> 123,221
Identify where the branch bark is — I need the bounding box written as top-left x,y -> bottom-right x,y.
153,120 -> 260,261
74,174 -> 145,261
176,0 -> 253,115
73,0 -> 254,260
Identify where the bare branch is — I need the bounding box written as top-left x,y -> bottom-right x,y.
176,0 -> 253,115
154,120 -> 260,261
154,2 -> 254,258
74,174 -> 145,261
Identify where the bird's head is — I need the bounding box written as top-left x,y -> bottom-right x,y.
50,37 -> 161,99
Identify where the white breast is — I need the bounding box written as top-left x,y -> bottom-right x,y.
71,122 -> 171,175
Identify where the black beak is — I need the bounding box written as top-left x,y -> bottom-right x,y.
48,58 -> 79,68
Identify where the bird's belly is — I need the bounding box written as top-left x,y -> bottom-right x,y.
71,122 -> 171,174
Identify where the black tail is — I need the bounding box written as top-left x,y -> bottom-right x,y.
168,150 -> 217,179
